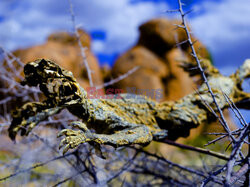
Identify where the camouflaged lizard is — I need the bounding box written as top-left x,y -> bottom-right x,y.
8,59 -> 250,154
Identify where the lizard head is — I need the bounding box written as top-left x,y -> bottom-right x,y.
22,59 -> 87,104
22,59 -> 76,86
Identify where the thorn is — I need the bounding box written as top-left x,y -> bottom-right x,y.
190,52 -> 195,57
173,24 -> 185,29
176,39 -> 189,47
192,40 -> 198,45
184,9 -> 193,16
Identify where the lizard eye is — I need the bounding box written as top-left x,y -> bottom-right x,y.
63,85 -> 73,96
24,64 -> 35,75
39,59 -> 49,67
60,83 -> 77,96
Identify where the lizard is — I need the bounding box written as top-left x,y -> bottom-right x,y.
8,59 -> 250,154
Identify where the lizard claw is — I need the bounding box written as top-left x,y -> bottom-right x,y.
62,144 -> 70,155
57,129 -> 77,138
58,137 -> 67,150
57,129 -> 94,154
8,102 -> 56,141
8,119 -> 37,141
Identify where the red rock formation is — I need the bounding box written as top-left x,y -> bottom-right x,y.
112,46 -> 168,101
111,18 -> 208,101
13,29 -> 103,88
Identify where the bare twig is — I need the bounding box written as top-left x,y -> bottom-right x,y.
228,163 -> 249,186
204,128 -> 243,147
226,124 -> 249,183
223,93 -> 247,127
96,66 -> 139,89
130,147 -> 206,178
105,151 -> 138,184
0,153 -> 72,181
52,169 -> 86,187
161,139 -> 230,161
68,0 -> 94,87
174,1 -> 250,185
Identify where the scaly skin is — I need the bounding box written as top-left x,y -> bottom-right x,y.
8,59 -> 250,154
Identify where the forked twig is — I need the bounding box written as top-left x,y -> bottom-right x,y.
161,139 -> 230,161
68,0 -> 94,87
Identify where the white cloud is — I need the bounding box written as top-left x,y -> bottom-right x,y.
0,0 -> 168,54
68,0 -> 168,54
0,0 -> 249,68
191,0 -> 250,48
190,0 -> 250,67
0,0 -> 71,50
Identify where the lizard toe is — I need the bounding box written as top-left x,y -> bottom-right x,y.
69,121 -> 89,132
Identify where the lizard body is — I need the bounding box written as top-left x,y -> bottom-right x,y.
8,59 -> 250,153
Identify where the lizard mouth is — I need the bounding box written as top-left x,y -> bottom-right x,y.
21,76 -> 40,87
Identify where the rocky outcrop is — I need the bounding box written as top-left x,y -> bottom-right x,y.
111,18 -> 209,101
13,29 -> 103,88
112,46 -> 168,101
138,18 -> 210,59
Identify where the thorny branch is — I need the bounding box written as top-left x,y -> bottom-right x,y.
177,0 -> 235,142
175,0 -> 250,185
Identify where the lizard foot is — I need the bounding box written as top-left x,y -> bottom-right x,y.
9,120 -> 37,141
57,128 -> 95,154
8,102 -> 61,141
8,103 -> 41,140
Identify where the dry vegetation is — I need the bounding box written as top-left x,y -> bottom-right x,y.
0,0 -> 249,186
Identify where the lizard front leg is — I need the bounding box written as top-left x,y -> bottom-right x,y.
8,102 -> 62,140
57,121 -> 153,154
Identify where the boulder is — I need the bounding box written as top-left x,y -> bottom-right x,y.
111,46 -> 168,101
164,48 -> 197,101
13,29 -> 103,89
138,18 -> 210,59
111,18 -> 235,148
47,29 -> 91,48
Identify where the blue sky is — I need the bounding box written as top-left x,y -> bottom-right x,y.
0,0 -> 249,123
0,0 -> 249,70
